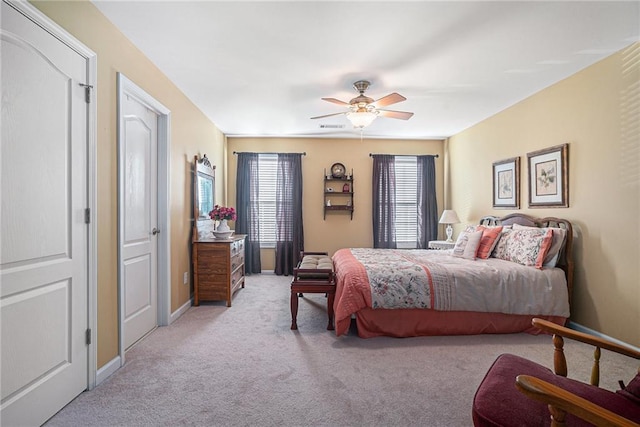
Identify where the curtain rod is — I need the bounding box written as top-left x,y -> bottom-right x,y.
233,151 -> 306,156
369,153 -> 439,158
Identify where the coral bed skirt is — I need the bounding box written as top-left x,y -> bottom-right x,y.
350,308 -> 567,338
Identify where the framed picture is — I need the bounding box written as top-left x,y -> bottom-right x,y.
527,143 -> 569,208
492,157 -> 520,208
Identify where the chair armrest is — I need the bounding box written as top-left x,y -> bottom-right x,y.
516,375 -> 639,427
533,318 -> 640,360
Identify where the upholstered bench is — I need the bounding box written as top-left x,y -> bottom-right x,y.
290,251 -> 335,331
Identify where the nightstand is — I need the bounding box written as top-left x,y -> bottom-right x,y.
428,240 -> 455,250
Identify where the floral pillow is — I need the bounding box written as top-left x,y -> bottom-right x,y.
512,224 -> 567,268
452,230 -> 483,260
491,228 -> 553,268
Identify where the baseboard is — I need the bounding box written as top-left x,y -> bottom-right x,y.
568,321 -> 640,352
170,298 -> 192,324
95,300 -> 192,387
96,355 -> 121,386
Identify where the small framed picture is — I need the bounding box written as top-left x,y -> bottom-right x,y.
492,157 -> 520,209
527,143 -> 569,208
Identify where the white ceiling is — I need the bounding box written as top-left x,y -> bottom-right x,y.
93,1 -> 639,140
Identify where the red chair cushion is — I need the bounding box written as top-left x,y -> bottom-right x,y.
472,354 -> 640,426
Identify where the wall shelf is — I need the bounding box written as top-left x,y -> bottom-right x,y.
323,168 -> 353,220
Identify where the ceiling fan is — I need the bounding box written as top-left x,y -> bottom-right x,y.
311,80 -> 414,129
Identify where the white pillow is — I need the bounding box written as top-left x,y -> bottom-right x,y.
452,230 -> 483,260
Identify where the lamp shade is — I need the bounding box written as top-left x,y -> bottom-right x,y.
439,210 -> 460,224
346,111 -> 377,128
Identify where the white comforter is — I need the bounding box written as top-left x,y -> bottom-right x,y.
346,248 -> 570,317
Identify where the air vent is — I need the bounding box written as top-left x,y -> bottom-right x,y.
319,124 -> 345,129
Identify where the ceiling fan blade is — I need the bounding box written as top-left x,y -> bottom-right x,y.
378,109 -> 414,120
310,111 -> 347,120
372,92 -> 406,108
321,97 -> 350,106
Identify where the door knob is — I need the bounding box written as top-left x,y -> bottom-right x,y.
151,228 -> 160,235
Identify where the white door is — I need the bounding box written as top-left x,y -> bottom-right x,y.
1,2 -> 89,425
119,76 -> 159,350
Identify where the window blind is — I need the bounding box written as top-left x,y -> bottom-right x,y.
395,156 -> 418,248
257,154 -> 277,247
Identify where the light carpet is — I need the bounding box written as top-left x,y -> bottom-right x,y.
46,273 -> 637,426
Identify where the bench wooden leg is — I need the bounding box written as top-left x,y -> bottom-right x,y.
327,291 -> 335,330
290,290 -> 298,330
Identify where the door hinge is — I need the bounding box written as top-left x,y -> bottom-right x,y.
86,328 -> 92,345
84,208 -> 91,224
79,83 -> 93,103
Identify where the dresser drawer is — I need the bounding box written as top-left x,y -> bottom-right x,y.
231,268 -> 244,293
231,238 -> 244,256
230,252 -> 244,273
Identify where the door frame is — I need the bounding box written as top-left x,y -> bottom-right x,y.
4,0 -> 98,390
116,73 -> 171,365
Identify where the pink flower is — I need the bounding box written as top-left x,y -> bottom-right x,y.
209,205 -> 237,221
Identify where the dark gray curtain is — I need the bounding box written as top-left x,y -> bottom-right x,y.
372,155 -> 397,249
235,153 -> 261,274
417,155 -> 438,248
274,153 -> 304,276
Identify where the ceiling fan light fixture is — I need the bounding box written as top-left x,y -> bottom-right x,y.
346,110 -> 378,128
312,80 -> 412,128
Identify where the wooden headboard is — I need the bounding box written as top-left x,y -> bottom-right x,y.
479,213 -> 574,308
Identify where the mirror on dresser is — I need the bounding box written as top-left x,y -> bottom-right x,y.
191,154 -> 246,307
193,154 -> 216,239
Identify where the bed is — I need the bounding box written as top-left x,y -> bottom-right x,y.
332,213 -> 574,338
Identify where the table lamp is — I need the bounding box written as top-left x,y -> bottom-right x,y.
439,210 -> 460,242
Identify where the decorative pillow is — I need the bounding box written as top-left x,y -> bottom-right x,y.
491,228 -> 553,268
617,372 -> 640,405
452,230 -> 483,260
513,224 -> 567,268
476,225 -> 503,260
539,227 -> 566,268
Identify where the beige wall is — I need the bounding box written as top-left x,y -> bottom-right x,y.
227,138 -> 445,268
449,44 -> 640,346
29,1 -> 638,366
31,1 -> 226,367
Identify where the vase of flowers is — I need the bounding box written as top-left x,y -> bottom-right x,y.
209,205 -> 236,238
216,219 -> 231,233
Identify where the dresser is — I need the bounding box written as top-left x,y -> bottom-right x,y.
192,234 -> 246,307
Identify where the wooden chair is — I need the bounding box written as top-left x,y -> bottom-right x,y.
473,318 -> 640,426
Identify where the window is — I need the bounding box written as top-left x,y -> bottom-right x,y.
256,154 -> 277,247
372,154 -> 437,249
395,156 -> 418,248
236,151 -> 304,274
